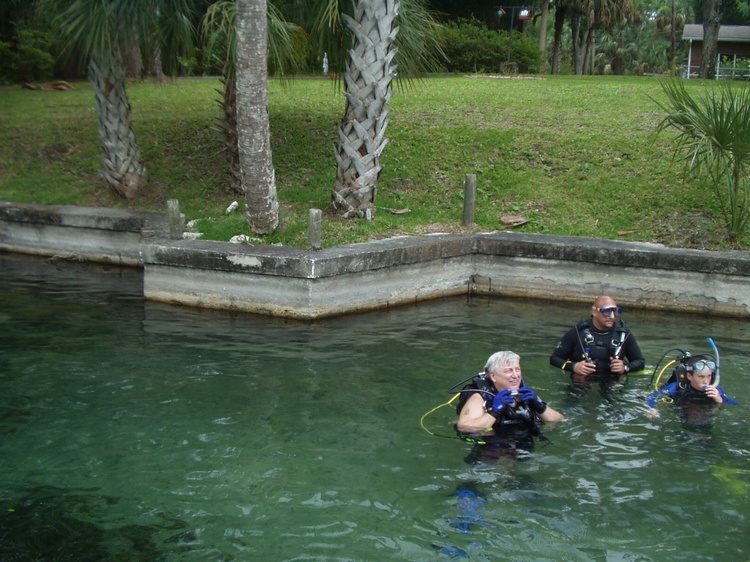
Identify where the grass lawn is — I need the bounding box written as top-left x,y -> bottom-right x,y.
0,74 -> 741,250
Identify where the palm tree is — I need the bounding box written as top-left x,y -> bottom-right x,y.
48,0 -> 194,200
315,0 -> 443,219
202,1 -> 303,195
551,0 -> 572,74
581,0 -> 635,75
654,80 -> 750,240
236,0 -> 280,233
329,0 -> 400,219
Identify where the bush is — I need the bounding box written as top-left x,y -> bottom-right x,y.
439,18 -> 541,74
14,29 -> 55,82
0,41 -> 17,85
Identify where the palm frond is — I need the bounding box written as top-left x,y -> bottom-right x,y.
653,79 -> 750,238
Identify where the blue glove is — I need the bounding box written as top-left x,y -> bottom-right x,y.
518,386 -> 547,414
490,389 -> 516,418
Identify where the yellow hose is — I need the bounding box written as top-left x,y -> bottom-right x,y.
420,393 -> 460,436
652,359 -> 677,391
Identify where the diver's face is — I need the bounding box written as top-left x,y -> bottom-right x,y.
688,369 -> 713,391
591,298 -> 618,330
491,362 -> 523,390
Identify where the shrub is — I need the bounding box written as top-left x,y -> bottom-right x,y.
0,41 -> 17,85
654,80 -> 750,240
440,18 -> 541,74
14,29 -> 55,82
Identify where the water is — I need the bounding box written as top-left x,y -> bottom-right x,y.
1,253 -> 748,561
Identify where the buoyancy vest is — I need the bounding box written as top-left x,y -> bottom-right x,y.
576,320 -> 629,375
456,377 -> 538,436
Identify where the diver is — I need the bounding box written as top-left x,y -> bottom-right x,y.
455,351 -> 563,462
646,347 -> 738,422
427,351 -> 564,549
550,295 -> 645,389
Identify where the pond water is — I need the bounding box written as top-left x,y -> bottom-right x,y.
1,253 -> 748,561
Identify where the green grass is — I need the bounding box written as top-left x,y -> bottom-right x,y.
0,74 -> 741,249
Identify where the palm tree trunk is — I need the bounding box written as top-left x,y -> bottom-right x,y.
236,0 -> 280,234
539,0 -> 550,73
571,13 -> 586,75
331,0 -> 399,220
552,4 -> 568,75
89,56 -> 148,200
700,0 -> 722,79
220,68 -> 242,195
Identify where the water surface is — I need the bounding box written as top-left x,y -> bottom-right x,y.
1,254 -> 747,561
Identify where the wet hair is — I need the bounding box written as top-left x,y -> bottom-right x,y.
484,351 -> 520,375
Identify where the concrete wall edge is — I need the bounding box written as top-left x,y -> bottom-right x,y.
3,201 -> 750,318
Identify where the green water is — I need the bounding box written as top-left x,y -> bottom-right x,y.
1,254 -> 748,561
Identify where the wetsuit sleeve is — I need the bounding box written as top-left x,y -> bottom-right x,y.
647,382 -> 678,408
550,326 -> 579,372
718,386 -> 739,405
622,332 -> 645,372
646,389 -> 662,408
646,382 -> 679,408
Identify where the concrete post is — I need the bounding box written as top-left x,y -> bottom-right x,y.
308,208 -> 322,250
167,199 -> 182,240
463,174 -> 476,227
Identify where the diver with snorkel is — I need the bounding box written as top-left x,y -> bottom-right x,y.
646,338 -> 738,423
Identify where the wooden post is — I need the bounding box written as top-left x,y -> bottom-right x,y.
462,174 -> 476,227
167,199 -> 183,240
308,208 -> 322,250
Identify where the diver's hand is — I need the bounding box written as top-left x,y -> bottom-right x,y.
609,358 -> 627,374
646,407 -> 661,420
491,389 -> 516,415
704,385 -> 723,404
574,361 -> 596,376
518,386 -> 547,414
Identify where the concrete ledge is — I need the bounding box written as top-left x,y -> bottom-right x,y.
2,201 -> 750,318
0,201 -> 170,266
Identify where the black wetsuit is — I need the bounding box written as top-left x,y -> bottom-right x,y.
456,381 -> 539,463
455,381 -> 540,438
550,319 -> 645,376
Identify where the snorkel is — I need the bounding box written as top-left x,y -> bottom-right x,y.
706,337 -> 721,387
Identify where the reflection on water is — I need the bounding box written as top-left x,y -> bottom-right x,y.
1,253 -> 748,561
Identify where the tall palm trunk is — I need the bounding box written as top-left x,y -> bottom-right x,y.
571,12 -> 586,75
700,0 -> 722,79
236,0 -> 279,234
331,0 -> 399,220
551,4 -> 568,75
539,0 -> 550,73
218,66 -> 241,194
89,56 -> 148,200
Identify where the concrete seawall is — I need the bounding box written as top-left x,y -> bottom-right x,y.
2,201 -> 749,319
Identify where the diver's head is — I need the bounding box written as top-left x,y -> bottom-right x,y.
484,351 -> 522,391
687,358 -> 716,391
591,295 -> 621,331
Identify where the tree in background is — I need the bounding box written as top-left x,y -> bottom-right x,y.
235,0 -> 280,233
581,0 -> 637,75
328,0 -> 400,219
46,0 -> 194,200
312,0 -> 444,219
700,0 -> 722,78
203,1 -> 303,195
202,0 -> 443,223
551,0 -> 573,73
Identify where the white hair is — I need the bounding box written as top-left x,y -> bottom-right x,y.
484,351 -> 520,375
